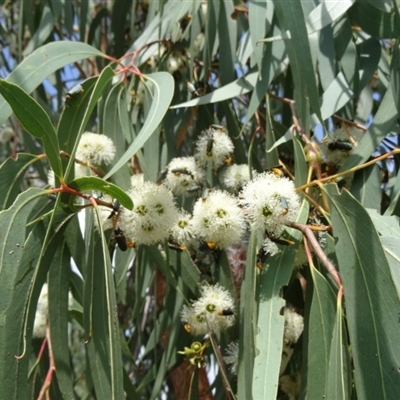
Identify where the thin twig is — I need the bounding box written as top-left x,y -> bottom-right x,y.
296,148 -> 400,192
37,327 -> 56,400
289,222 -> 342,288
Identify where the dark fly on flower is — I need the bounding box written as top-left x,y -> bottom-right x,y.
266,231 -> 295,247
171,168 -> 194,179
218,309 -> 234,316
114,227 -> 127,251
327,140 -> 353,151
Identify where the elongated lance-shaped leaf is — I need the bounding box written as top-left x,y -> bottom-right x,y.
0,188 -> 48,398
0,80 -> 63,178
57,76 -> 97,155
92,205 -> 124,399
326,301 -> 351,400
340,83 -> 398,173
325,184 -> 400,399
0,224 -> 47,400
252,200 -> 308,400
48,241 -> 75,399
0,153 -> 39,209
0,41 -> 105,123
64,66 -> 115,181
237,229 -> 257,400
104,72 -> 174,179
306,265 -> 336,399
170,70 -> 258,109
272,0 -> 322,125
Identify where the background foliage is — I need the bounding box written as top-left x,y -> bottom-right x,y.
0,0 -> 400,399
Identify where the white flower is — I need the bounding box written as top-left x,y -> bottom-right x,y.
164,157 -> 204,196
170,210 -> 193,245
279,372 -> 302,400
261,238 -> 280,258
195,125 -> 234,169
76,132 -> 116,166
280,307 -> 304,374
222,164 -> 255,191
0,126 -> 13,144
130,173 -> 144,189
284,307 -> 304,345
33,284 -> 74,339
120,182 -> 179,245
240,172 -> 301,237
191,284 -> 235,333
33,284 -> 49,338
180,305 -> 209,336
224,341 -> 239,374
191,190 -> 246,249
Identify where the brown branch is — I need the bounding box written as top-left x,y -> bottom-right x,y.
289,222 -> 342,288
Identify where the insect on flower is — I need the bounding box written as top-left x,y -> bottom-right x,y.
218,309 -> 234,316
108,199 -> 121,220
327,140 -> 353,151
114,227 -> 127,251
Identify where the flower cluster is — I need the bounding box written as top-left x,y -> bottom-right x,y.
119,182 -> 179,246
180,284 -> 235,335
194,125 -> 234,169
240,172 -> 301,239
191,190 -> 246,249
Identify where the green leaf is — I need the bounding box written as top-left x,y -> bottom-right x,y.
252,200 -> 308,399
57,77 -> 97,155
48,242 -> 75,399
170,70 -> 258,109
272,0 -> 322,124
0,153 -> 39,209
367,209 -> 400,238
67,176 -> 133,210
350,165 -> 381,211
0,188 -> 46,399
340,84 -> 398,173
381,237 -> 400,296
306,266 -> 336,399
325,184 -> 400,399
326,303 -> 351,400
348,1 -> 397,38
104,72 -> 175,179
64,66 -> 115,180
237,229 -> 257,400
0,42 -> 105,123
102,83 -> 131,190
23,4 -> 54,56
87,207 -> 125,399
0,79 -> 63,178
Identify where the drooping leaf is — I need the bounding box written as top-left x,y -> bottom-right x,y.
326,302 -> 351,400
306,265 -> 336,399
237,229 -> 257,400
325,184 -> 400,399
272,0 -> 322,124
252,200 -> 308,399
0,153 -> 40,209
0,80 -> 63,178
48,242 -> 75,399
105,72 -> 175,179
0,42 -> 105,123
